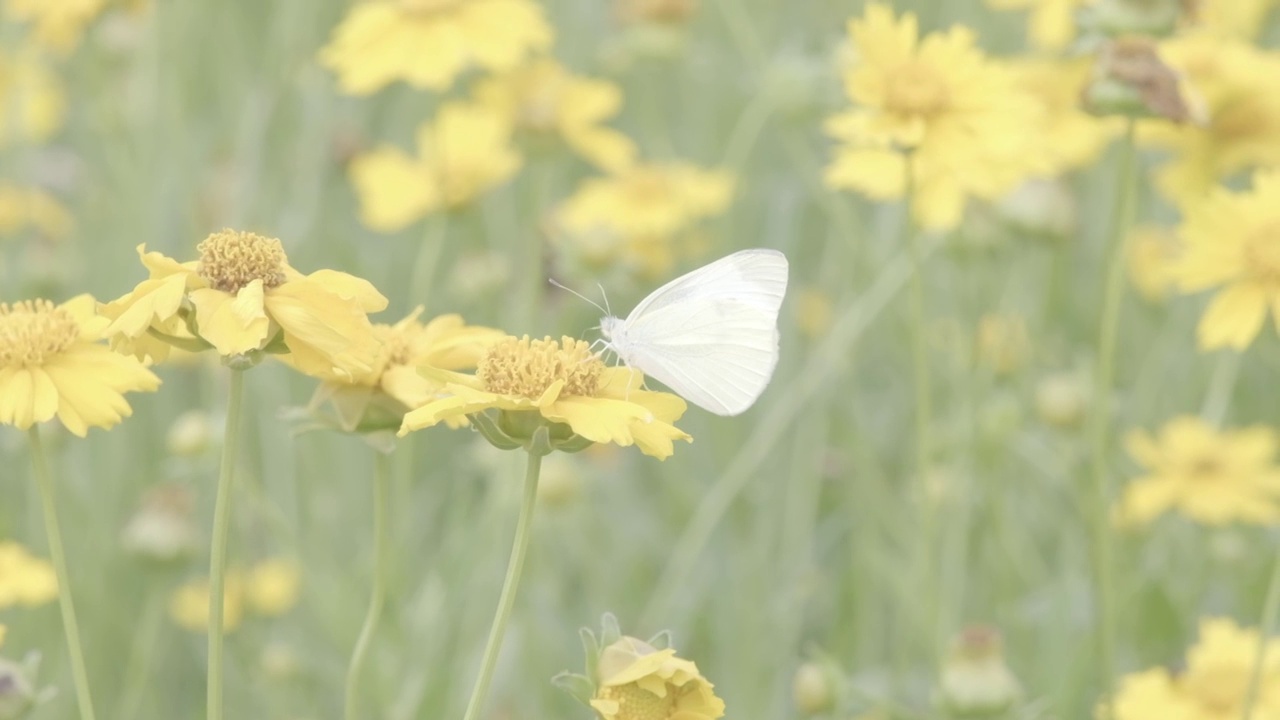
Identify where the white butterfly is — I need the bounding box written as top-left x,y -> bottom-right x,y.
599,248 -> 789,416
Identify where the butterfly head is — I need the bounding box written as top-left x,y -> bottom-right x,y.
599,315 -> 624,342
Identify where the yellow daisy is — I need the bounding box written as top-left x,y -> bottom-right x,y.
1108,669 -> 1193,720
349,102 -> 521,232
3,0 -> 107,54
100,229 -> 388,375
319,0 -> 553,95
301,308 -> 504,432
243,558 -> 300,617
1169,169 -> 1280,350
1009,57 -> 1116,175
0,541 -> 58,608
984,0 -> 1087,50
1142,34 -> 1280,204
1116,416 -> 1280,527
0,48 -> 66,148
170,573 -> 245,634
0,296 -> 159,436
554,161 -> 732,278
1126,225 -> 1180,303
169,557 -> 300,633
0,184 -> 73,240
823,3 -> 1046,230
590,636 -> 725,720
398,335 -> 691,460
1184,0 -> 1279,39
472,57 -> 636,172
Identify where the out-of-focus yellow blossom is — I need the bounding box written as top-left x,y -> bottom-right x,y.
939,626 -> 1022,716
794,289 -> 834,341
1108,618 -> 1280,719
318,0 -> 553,95
0,49 -> 66,147
1184,0 -> 1278,38
555,161 -> 731,277
1142,34 -> 1280,204
0,542 -> 57,608
0,625 -> 5,647
1169,169 -> 1280,350
399,335 -> 691,460
473,58 -> 636,172
976,314 -> 1030,376
3,0 -> 107,55
1126,226 -> 1180,303
1116,416 -> 1280,527
0,296 -> 159,436
100,230 -> 388,372
591,636 -> 726,720
349,102 -> 521,232
984,0 -> 1087,50
0,185 -> 73,240
169,558 -> 301,632
1010,58 -> 1116,174
302,308 -> 503,432
824,4 -> 1047,230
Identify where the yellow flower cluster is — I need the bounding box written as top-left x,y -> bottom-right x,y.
0,541 -> 57,609
1111,618 -> 1280,718
591,636 -> 725,720
169,558 -> 301,633
1116,416 -> 1280,527
2,0 -> 109,55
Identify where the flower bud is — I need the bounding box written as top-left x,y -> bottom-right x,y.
1085,37 -> 1200,122
167,410 -> 214,457
996,179 -> 1077,240
938,626 -> 1022,717
1035,372 -> 1089,429
121,483 -> 201,565
792,661 -> 838,715
976,314 -> 1030,376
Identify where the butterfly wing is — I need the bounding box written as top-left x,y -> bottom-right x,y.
617,249 -> 788,416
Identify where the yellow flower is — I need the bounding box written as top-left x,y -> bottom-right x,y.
244,558 -> 300,617
0,624 -> 5,648
824,4 -> 1046,230
399,335 -> 691,460
1142,34 -> 1280,204
349,102 -> 521,232
1127,225 -> 1181,303
100,229 -> 388,375
303,308 -> 504,432
590,636 -> 725,720
0,296 -> 160,436
0,542 -> 58,609
1169,169 -> 1280,350
318,0 -> 553,95
793,289 -> 834,341
169,573 -> 245,633
984,0 -> 1086,50
1109,669 -> 1192,720
0,184 -> 73,240
1185,0 -> 1279,39
472,57 -> 636,172
1116,416 -> 1280,527
976,314 -> 1030,376
3,0 -> 107,54
0,48 -> 66,147
1009,58 -> 1117,175
554,161 -> 732,277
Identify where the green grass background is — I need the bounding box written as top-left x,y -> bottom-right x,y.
4,0 -> 1280,718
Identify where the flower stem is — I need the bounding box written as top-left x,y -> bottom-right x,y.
344,450 -> 393,720
1242,546 -> 1280,719
1087,118 -> 1139,714
461,449 -> 543,720
207,367 -> 246,720
27,427 -> 97,720
409,215 -> 448,309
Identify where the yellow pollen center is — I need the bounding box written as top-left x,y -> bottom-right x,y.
628,170 -> 671,204
196,229 -> 287,293
476,336 -> 603,399
377,325 -> 413,367
1187,455 -> 1225,481
886,61 -> 951,116
597,684 -> 677,720
1213,94 -> 1268,141
0,299 -> 79,368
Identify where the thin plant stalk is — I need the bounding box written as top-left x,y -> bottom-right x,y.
1241,547 -> 1280,719
461,449 -> 544,720
344,450 -> 394,720
28,426 -> 98,720
1086,118 -> 1139,714
408,215 -> 449,308
207,368 -> 247,720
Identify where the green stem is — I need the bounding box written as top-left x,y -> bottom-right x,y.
344,451 -> 393,720
207,368 -> 246,720
461,449 -> 543,720
1242,548 -> 1280,719
1201,351 -> 1242,426
28,427 -> 97,720
115,580 -> 166,719
408,215 -> 448,309
1087,118 -> 1139,715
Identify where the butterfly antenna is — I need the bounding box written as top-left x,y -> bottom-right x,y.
596,282 -> 612,316
549,277 -> 609,315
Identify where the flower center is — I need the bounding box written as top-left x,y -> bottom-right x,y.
400,0 -> 464,13
196,229 -> 287,293
0,299 -> 79,368
596,684 -> 678,720
628,169 -> 671,204
1187,455 -> 1225,481
477,336 -> 603,399
376,324 -> 413,368
886,61 -> 951,116
1213,94 -> 1269,141
1242,222 -> 1280,287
